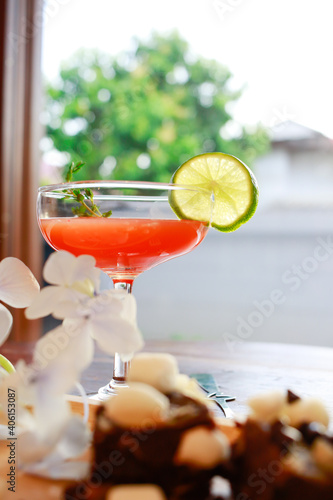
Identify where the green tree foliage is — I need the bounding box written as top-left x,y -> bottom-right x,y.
45,32 -> 269,182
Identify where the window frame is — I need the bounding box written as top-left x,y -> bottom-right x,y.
0,0 -> 43,341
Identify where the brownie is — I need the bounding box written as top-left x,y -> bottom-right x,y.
229,413 -> 333,499
65,365 -> 333,500
65,392 -> 230,500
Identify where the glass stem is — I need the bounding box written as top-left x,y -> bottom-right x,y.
112,281 -> 133,385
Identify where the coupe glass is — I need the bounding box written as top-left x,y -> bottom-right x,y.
37,181 -> 212,398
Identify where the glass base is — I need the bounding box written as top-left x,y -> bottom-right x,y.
88,378 -> 129,401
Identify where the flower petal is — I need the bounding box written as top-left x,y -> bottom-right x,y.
0,365 -> 9,380
0,361 -> 35,408
79,290 -> 143,355
71,254 -> 100,290
43,251 -> 100,290
25,286 -> 82,319
55,415 -> 91,459
18,429 -> 58,464
43,251 -> 77,285
99,289 -> 137,321
92,314 -> 144,355
0,303 -> 13,346
112,289 -> 137,319
34,394 -> 71,439
88,290 -> 124,316
0,424 -> 10,439
34,322 -> 94,384
52,300 -> 87,319
25,286 -> 65,319
120,292 -> 137,321
0,257 -> 39,307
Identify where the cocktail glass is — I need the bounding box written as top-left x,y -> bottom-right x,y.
37,181 -> 212,398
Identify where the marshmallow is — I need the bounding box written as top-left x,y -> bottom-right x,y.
248,391 -> 286,423
127,353 -> 179,393
174,426 -> 230,468
106,484 -> 167,500
104,382 -> 169,428
284,398 -> 329,429
312,438 -> 333,472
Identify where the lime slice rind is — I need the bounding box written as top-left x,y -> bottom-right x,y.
170,152 -> 259,232
0,353 -> 15,374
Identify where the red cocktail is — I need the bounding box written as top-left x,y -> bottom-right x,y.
39,217 -> 207,286
37,181 -> 212,398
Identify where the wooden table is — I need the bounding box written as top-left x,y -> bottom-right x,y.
1,340 -> 333,499
3,340 -> 333,419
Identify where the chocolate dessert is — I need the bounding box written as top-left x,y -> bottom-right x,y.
65,353 -> 333,500
65,353 -> 231,500
229,389 -> 333,500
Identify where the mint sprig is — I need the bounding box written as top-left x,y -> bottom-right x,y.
63,161 -> 112,218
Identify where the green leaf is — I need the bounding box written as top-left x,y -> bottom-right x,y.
65,162 -> 75,182
62,161 -> 113,218
102,210 -> 112,218
78,205 -> 87,214
73,161 -> 85,173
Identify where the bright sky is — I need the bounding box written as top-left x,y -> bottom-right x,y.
42,0 -> 333,138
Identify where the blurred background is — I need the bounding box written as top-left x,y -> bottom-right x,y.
1,0 -> 333,347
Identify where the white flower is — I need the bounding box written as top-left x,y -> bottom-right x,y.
26,248 -> 143,367
25,251 -> 100,319
17,416 -> 90,479
0,303 -> 12,345
33,322 -> 95,379
0,257 -> 39,344
34,289 -> 143,371
0,359 -> 75,435
0,358 -> 90,480
0,250 -> 144,481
